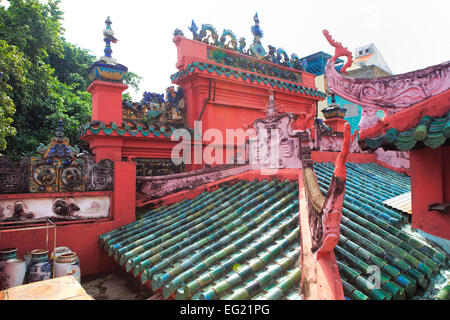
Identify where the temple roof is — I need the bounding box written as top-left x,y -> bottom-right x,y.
99,162 -> 448,300
360,111 -> 450,151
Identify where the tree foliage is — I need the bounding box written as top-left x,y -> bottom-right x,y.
0,40 -> 28,150
0,0 -> 140,159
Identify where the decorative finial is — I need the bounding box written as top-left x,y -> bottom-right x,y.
100,16 -> 118,64
254,12 -> 260,25
251,12 -> 263,38
87,16 -> 128,82
56,119 -> 64,139
250,12 -> 266,58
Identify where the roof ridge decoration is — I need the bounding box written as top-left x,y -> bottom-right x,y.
177,14 -> 307,72
249,12 -> 265,58
31,119 -> 86,193
323,29 -> 450,114
37,119 -> 78,159
121,86 -> 188,130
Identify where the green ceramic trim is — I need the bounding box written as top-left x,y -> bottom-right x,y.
170,62 -> 326,99
80,120 -> 180,139
363,112 -> 450,151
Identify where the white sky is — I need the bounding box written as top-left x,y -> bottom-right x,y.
44,0 -> 450,99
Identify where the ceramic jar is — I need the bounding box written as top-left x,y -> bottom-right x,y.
24,251 -> 32,267
55,252 -> 80,282
3,259 -> 26,289
28,249 -> 52,283
0,248 -> 19,290
51,246 -> 72,260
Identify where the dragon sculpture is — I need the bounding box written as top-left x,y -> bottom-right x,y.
219,29 -> 238,50
199,24 -> 219,46
303,122 -> 351,256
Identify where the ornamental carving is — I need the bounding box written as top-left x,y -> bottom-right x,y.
250,90 -> 303,169
0,195 -> 110,223
0,120 -> 115,195
29,120 -> 86,193
85,157 -> 114,191
122,86 -> 186,128
323,30 -> 450,113
0,157 -> 29,194
136,158 -> 184,177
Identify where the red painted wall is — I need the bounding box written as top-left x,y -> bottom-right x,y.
172,36 -> 322,169
311,151 -> 376,163
0,161 -> 137,277
410,146 -> 449,240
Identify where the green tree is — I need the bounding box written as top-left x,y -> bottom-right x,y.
0,0 -> 141,159
0,40 -> 28,151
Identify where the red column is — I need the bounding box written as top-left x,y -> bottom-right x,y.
324,118 -> 348,133
410,146 -> 449,239
87,80 -> 128,124
112,161 -> 137,226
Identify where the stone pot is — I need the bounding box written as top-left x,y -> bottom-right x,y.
3,259 -> 26,289
28,249 -> 52,283
55,252 -> 80,282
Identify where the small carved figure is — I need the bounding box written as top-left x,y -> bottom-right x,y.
12,202 -> 35,220
165,86 -> 185,121
238,37 -> 247,54
52,198 -> 80,219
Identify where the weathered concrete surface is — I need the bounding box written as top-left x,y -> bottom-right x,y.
81,271 -> 150,300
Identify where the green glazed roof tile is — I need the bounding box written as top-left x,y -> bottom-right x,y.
363,112 -> 450,151
100,162 -> 448,300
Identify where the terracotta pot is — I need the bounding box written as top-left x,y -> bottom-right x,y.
28,249 -> 52,283
3,259 -> 26,289
55,252 -> 80,282
0,248 -> 18,290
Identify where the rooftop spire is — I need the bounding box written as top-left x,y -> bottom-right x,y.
250,12 -> 266,58
101,16 -> 118,64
